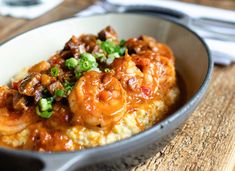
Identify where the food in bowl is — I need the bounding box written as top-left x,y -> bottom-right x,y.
0,26 -> 180,152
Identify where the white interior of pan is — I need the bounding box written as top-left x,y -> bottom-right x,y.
0,14 -> 209,100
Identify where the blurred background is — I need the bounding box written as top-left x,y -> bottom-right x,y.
0,0 -> 235,63
182,0 -> 235,9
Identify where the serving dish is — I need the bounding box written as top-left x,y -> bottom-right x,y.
0,13 -> 213,171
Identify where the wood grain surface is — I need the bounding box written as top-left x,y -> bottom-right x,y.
0,0 -> 235,171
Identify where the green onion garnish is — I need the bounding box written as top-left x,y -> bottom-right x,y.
100,39 -> 126,56
118,47 -> 126,56
108,52 -> 120,58
65,57 -> 78,70
120,39 -> 126,46
36,98 -> 53,119
106,52 -> 120,65
36,106 -> 52,119
82,61 -> 91,70
38,98 -> 52,111
63,81 -> 75,93
75,71 -> 82,79
94,53 -> 106,62
76,53 -> 98,73
101,40 -> 116,54
80,53 -> 96,63
98,39 -> 126,65
51,66 -> 59,77
55,89 -> 64,97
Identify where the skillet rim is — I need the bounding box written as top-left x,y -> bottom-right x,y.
0,13 -> 213,161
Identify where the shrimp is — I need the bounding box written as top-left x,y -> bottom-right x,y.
68,71 -> 127,129
136,51 -> 176,92
0,108 -> 38,135
0,86 -> 39,135
112,52 -> 176,103
112,54 -> 158,102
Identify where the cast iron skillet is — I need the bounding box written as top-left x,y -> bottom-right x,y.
0,13 -> 213,171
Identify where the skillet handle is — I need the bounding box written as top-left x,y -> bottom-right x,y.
39,153 -> 88,171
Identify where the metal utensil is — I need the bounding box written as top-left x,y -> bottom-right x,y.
96,0 -> 235,65
100,0 -> 235,42
4,0 -> 41,6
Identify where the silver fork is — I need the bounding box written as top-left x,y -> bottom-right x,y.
3,0 -> 41,6
100,0 -> 235,42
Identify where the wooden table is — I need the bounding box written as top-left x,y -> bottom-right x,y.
0,0 -> 235,170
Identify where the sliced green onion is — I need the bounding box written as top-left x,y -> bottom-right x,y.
65,57 -> 78,70
100,39 -> 126,57
80,53 -> 96,62
46,97 -> 55,103
101,40 -> 116,54
51,66 -> 59,77
36,98 -> 53,119
55,89 -> 64,97
94,53 -> 106,62
36,106 -> 52,119
120,39 -> 126,46
94,53 -> 105,58
76,60 -> 91,72
109,52 -> 120,58
106,52 -> 120,65
82,61 -> 92,70
38,98 -> 52,111
63,81 -> 74,93
63,81 -> 75,95
75,71 -> 82,79
76,53 -> 98,72
118,47 -> 126,56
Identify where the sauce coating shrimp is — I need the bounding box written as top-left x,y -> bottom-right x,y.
0,27 -> 180,152
112,54 -> 159,103
68,71 -> 127,129
0,86 -> 39,135
112,51 -> 176,103
0,108 -> 38,135
135,51 -> 176,94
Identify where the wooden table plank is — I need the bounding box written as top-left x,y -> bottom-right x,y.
0,0 -> 235,170
0,0 -> 96,43
132,66 -> 235,171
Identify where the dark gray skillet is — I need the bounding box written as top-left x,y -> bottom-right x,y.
0,12 -> 213,171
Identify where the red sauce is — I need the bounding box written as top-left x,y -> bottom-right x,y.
0,26 -> 179,152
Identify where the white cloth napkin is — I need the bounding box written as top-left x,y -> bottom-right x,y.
0,0 -> 63,19
76,0 -> 235,65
